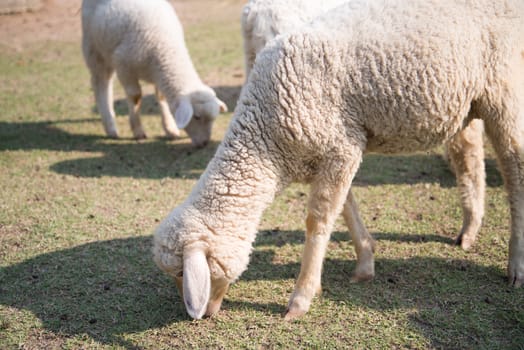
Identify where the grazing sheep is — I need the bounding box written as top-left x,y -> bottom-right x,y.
445,119 -> 486,249
242,0 -> 486,250
81,0 -> 227,146
153,0 -> 524,320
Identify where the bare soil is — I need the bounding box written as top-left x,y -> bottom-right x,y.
0,0 -> 244,49
0,0 -> 81,50
0,0 -> 246,102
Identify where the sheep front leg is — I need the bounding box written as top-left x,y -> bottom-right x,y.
445,119 -> 485,250
488,131 -> 524,286
342,190 -> 376,282
155,86 -> 180,139
117,70 -> 147,139
285,156 -> 360,320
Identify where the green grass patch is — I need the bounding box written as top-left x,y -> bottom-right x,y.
1,9 -> 523,349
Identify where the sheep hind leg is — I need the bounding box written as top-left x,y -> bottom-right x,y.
120,78 -> 146,140
445,119 -> 485,250
155,86 -> 180,139
483,93 -> 524,287
342,190 -> 376,282
284,153 -> 362,321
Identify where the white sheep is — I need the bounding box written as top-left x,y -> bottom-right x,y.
81,0 -> 227,146
242,0 -> 486,251
153,0 -> 524,320
241,0 -> 348,79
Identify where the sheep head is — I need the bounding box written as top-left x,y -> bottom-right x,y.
174,246 -> 230,319
174,88 -> 228,148
152,208 -> 233,319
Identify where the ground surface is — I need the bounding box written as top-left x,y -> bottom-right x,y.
1,1 -> 524,349
0,0 -> 245,85
0,0 -> 81,49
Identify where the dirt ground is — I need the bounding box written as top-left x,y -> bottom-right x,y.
0,0 -> 244,49
0,0 -> 246,102
0,0 -> 81,50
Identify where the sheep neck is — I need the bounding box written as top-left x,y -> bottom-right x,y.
189,126 -> 283,244
154,41 -> 203,100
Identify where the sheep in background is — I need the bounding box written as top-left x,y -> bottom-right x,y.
81,0 -> 227,146
154,0 -> 524,320
242,0 -> 487,251
241,0 -> 348,79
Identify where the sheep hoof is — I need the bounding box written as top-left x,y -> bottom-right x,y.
315,285 -> 322,296
165,130 -> 181,139
282,307 -> 306,321
455,234 -> 475,251
133,132 -> 148,140
509,274 -> 524,288
508,262 -> 524,288
106,130 -> 119,139
350,272 -> 374,283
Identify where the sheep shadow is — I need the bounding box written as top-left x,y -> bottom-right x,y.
255,229 -> 455,247
1,233 -> 523,348
241,232 -> 524,348
0,237 -> 187,348
0,119 -> 504,186
0,120 -> 220,180
354,152 -> 503,188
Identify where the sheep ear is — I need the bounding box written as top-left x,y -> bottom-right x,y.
175,98 -> 193,129
183,249 -> 210,319
217,98 -> 228,113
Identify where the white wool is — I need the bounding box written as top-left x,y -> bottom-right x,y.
155,0 -> 524,319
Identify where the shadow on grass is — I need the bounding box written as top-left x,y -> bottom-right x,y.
2,234 -> 523,348
372,232 -> 455,245
255,229 -> 455,247
0,237 -> 187,348
0,120 -> 220,180
241,239 -> 524,348
319,254 -> 524,348
0,119 -> 504,186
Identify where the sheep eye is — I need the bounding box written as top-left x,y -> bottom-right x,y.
193,115 -> 201,121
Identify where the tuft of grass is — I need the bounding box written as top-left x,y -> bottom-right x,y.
1,2 -> 524,349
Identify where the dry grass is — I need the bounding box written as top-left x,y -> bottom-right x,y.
1,1 -> 523,349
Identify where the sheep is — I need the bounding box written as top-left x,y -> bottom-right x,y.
241,0 -> 348,79
242,0 -> 486,251
81,0 -> 227,147
153,0 -> 524,320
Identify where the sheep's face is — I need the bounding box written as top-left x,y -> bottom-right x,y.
173,89 -> 228,148
152,210 -> 232,319
155,246 -> 231,319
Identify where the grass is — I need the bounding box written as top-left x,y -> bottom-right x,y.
1,4 -> 524,349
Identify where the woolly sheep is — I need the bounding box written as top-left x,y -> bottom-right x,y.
153,0 -> 524,320
241,0 -> 348,79
81,0 -> 227,146
242,0 -> 486,250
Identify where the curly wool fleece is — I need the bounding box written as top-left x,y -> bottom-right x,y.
154,0 -> 524,319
